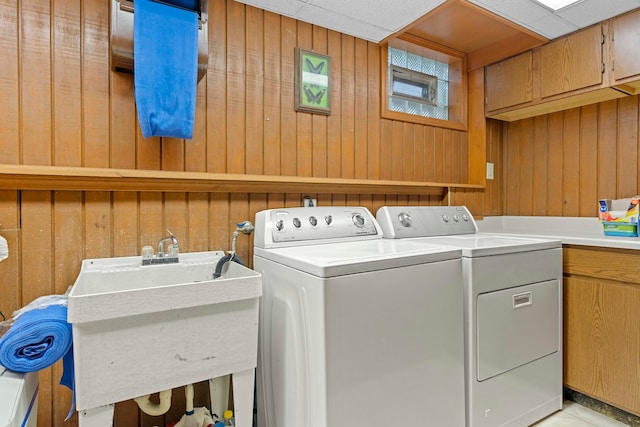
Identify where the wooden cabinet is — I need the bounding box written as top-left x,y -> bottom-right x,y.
485,51 -> 533,111
484,19 -> 637,121
611,8 -> 640,88
540,25 -> 604,98
563,245 -> 640,416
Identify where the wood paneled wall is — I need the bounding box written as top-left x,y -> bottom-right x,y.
500,95 -> 640,217
0,0 -> 477,426
476,119 -> 505,216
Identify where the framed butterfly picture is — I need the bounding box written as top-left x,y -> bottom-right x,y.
295,48 -> 331,115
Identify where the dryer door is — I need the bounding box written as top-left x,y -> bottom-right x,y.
476,279 -> 560,381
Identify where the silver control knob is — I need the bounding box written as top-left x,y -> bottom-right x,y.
275,219 -> 284,231
352,214 -> 366,227
453,214 -> 460,222
309,216 -> 318,226
398,212 -> 413,227
442,215 -> 450,223
462,214 -> 469,222
325,215 -> 333,225
293,218 -> 302,228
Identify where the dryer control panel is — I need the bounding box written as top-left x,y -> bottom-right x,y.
376,206 -> 478,238
254,206 -> 382,248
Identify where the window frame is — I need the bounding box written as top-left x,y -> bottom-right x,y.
389,64 -> 439,106
381,35 -> 468,131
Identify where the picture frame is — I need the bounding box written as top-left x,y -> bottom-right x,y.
295,48 -> 331,115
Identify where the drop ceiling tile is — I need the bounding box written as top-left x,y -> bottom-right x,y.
235,0 -> 307,18
468,0 -> 550,23
306,0 -> 446,32
555,0 -> 640,27
235,0 -> 640,46
296,4 -> 390,41
468,0 -> 579,38
527,13 -> 580,38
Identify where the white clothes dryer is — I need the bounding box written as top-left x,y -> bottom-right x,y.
253,206 -> 466,427
377,206 -> 563,427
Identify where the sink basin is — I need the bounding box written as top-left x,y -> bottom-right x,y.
67,251 -> 262,418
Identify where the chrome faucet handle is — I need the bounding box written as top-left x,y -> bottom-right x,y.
157,231 -> 179,257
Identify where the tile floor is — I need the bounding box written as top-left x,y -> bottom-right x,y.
533,401 -> 629,426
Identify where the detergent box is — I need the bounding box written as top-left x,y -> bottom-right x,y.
599,197 -> 640,237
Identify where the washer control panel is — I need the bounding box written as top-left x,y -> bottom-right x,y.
375,206 -> 477,238
254,206 -> 381,248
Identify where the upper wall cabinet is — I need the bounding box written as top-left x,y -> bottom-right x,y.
540,25 -> 603,98
611,8 -> 640,89
485,51 -> 533,111
484,13 -> 640,122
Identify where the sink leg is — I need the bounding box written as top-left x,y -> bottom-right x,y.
77,404 -> 115,427
232,369 -> 255,427
209,375 -> 230,419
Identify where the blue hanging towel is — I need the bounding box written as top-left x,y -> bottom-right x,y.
134,0 -> 199,139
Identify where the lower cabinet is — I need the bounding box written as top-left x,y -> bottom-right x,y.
563,245 -> 640,416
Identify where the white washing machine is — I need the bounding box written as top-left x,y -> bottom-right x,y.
253,206 -> 466,427
377,206 -> 563,427
0,367 -> 38,427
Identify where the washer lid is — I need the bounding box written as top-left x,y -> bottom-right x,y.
409,234 -> 561,257
254,239 -> 461,277
0,367 -> 27,424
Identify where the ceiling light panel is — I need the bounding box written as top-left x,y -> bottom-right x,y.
534,0 -> 581,10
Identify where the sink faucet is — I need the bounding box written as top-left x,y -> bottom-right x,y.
157,234 -> 179,258
141,232 -> 180,265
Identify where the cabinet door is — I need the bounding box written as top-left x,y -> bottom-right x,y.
540,25 -> 603,98
564,275 -> 640,416
485,51 -> 533,112
612,9 -> 640,82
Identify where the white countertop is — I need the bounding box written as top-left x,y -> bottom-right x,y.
476,216 -> 640,251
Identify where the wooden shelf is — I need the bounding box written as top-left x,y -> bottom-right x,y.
0,164 -> 483,196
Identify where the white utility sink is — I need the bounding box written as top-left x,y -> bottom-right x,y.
67,251 -> 261,427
